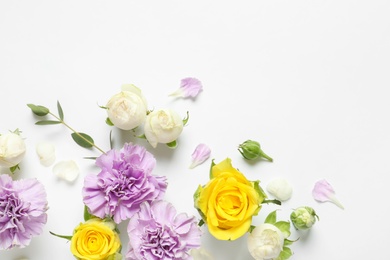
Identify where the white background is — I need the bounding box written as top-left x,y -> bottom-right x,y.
1,1 -> 390,259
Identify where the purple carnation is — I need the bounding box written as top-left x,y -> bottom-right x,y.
0,174 -> 48,250
83,143 -> 167,224
126,200 -> 202,260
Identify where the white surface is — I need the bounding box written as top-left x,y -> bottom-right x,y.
1,1 -> 390,259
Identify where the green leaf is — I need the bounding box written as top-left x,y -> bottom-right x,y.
27,104 -> 50,116
262,199 -> 282,205
49,231 -> 72,241
166,140 -> 177,148
106,117 -> 114,126
71,132 -> 94,148
209,159 -> 216,179
265,210 -> 277,224
83,156 -> 98,160
275,221 -> 291,237
183,111 -> 190,126
35,120 -> 62,125
109,130 -> 113,149
57,101 -> 64,121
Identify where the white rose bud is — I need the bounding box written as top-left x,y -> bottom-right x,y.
106,84 -> 147,130
0,132 -> 26,168
247,223 -> 285,260
144,109 -> 184,148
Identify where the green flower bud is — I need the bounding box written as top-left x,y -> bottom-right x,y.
290,206 -> 319,230
238,140 -> 273,162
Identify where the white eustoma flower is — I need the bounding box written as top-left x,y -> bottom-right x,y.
144,109 -> 183,148
106,84 -> 147,130
247,223 -> 285,260
0,132 -> 26,168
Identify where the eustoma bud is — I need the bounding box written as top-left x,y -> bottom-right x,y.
290,206 -> 319,230
238,140 -> 273,162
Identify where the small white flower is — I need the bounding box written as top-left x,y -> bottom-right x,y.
52,160 -> 79,183
106,84 -> 148,130
144,109 -> 184,148
189,143 -> 211,169
247,223 -> 285,260
36,141 -> 56,167
266,178 -> 293,201
0,132 -> 26,168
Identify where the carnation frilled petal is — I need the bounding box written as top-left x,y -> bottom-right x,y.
13,178 -> 47,215
82,174 -> 108,219
95,149 -> 119,170
150,200 -> 176,225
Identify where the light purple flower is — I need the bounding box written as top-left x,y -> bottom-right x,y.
0,174 -> 48,250
126,200 -> 202,260
189,143 -> 211,169
312,179 -> 344,209
169,77 -> 203,98
83,143 -> 167,224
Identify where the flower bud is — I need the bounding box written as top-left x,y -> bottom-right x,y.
106,85 -> 148,130
290,206 -> 319,230
0,131 -> 26,168
144,109 -> 184,148
238,140 -> 273,162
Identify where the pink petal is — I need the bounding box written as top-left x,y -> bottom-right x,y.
189,143 -> 211,169
169,77 -> 203,98
312,179 -> 344,209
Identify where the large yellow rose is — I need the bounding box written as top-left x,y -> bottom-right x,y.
194,158 -> 266,240
70,218 -> 121,260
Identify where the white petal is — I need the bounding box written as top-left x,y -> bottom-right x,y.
266,178 -> 293,201
36,141 -> 56,167
52,160 -> 79,183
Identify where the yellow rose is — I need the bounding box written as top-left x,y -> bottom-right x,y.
194,158 -> 266,240
70,218 -> 121,260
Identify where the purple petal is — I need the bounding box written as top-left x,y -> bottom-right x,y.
312,179 -> 344,209
189,143 -> 211,169
169,77 -> 203,98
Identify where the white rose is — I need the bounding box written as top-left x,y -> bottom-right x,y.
0,132 -> 26,168
106,84 -> 147,130
247,223 -> 285,260
144,109 -> 183,148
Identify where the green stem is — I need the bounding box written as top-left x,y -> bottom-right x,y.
260,149 -> 273,162
262,199 -> 281,205
49,112 -> 106,154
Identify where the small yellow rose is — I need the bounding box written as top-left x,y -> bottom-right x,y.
70,218 -> 121,260
194,158 -> 266,240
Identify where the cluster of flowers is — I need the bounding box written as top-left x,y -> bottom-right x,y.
0,77 -> 344,260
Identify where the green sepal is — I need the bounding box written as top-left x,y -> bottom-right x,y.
166,140 -> 177,149
84,205 -> 94,221
71,132 -> 94,148
253,180 -> 267,200
209,159 -> 216,179
35,120 -> 62,125
136,134 -> 147,139
198,219 -> 205,227
183,111 -> 189,126
265,210 -> 277,224
106,117 -> 114,126
9,164 -> 20,173
274,221 -> 291,238
283,238 -> 298,247
275,246 -> 293,260
49,231 -> 72,241
248,225 -> 256,233
27,104 -> 50,116
57,100 -> 64,121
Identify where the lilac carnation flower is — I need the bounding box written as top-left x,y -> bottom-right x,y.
83,143 -> 167,224
0,174 -> 48,250
126,200 -> 202,260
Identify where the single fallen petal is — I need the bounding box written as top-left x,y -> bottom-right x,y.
36,141 -> 56,167
53,160 -> 79,183
266,178 -> 293,201
169,77 -> 203,98
189,143 -> 211,169
312,179 -> 344,209
190,248 -> 214,260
